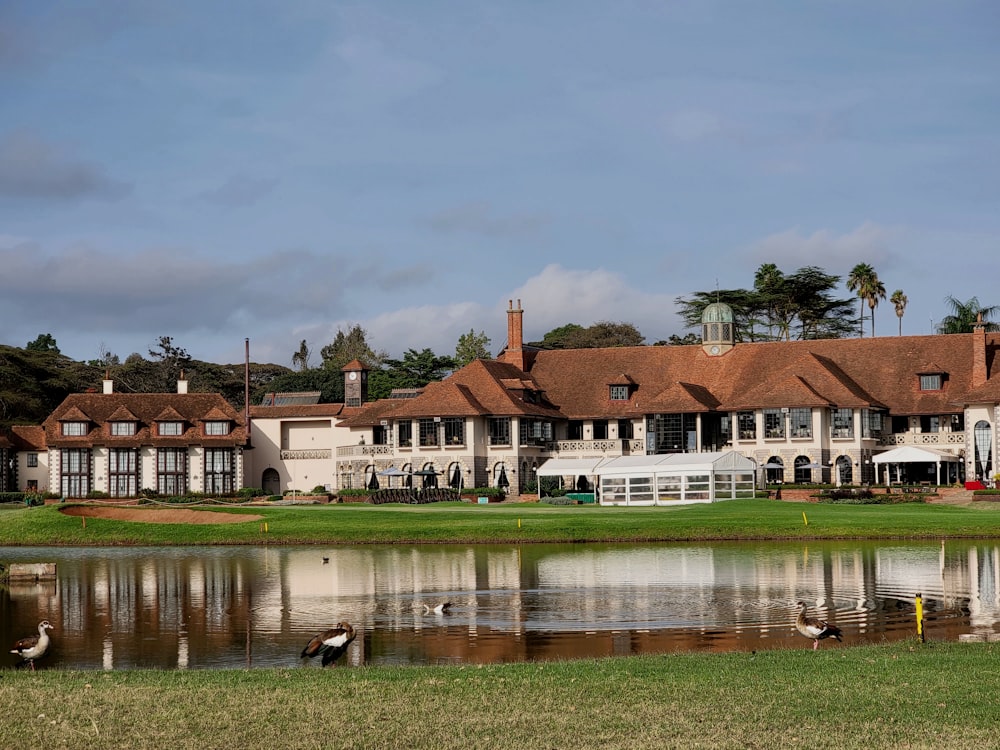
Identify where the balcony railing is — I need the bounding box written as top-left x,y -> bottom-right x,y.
879,432 -> 965,447
281,449 -> 332,460
547,439 -> 645,456
335,444 -> 394,458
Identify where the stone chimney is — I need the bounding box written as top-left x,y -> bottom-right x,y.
177,370 -> 189,394
972,313 -> 988,387
103,369 -> 113,394
504,299 -> 525,371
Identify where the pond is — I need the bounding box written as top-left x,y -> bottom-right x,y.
3,541 -> 999,670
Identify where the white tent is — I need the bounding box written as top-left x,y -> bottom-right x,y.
535,457 -> 610,478
593,451 -> 757,506
872,446 -> 960,485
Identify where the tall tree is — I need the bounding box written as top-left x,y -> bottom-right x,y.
846,263 -> 885,338
380,348 -> 456,390
455,329 -> 492,366
529,321 -> 645,349
291,340 -> 312,371
319,325 -> 386,372
890,290 -> 908,336
25,333 -> 60,353
937,296 -> 1000,334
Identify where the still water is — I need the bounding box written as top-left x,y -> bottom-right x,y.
3,541 -> 999,670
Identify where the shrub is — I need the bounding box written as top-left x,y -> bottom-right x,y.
0,491 -> 26,504
311,485 -> 328,494
86,490 -> 111,499
238,487 -> 263,498
541,497 -> 578,505
460,487 -> 505,498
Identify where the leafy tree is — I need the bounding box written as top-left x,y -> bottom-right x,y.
87,342 -> 120,369
320,325 -> 387,372
250,366 -> 344,405
380,349 -> 455,392
291,340 -> 312,371
846,263 -> 886,338
25,333 -> 60,353
0,345 -> 100,426
653,333 -> 700,346
890,290 -> 908,336
529,322 -> 645,349
937,295 -> 1000,334
455,329 -> 492,366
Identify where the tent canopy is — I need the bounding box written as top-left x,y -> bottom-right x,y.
872,446 -> 960,464
536,457 -> 609,478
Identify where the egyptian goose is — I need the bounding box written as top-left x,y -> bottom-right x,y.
300,622 -> 356,666
423,602 -> 452,615
795,601 -> 843,650
10,620 -> 53,670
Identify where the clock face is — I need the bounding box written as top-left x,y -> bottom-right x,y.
348,371 -> 358,381
710,345 -> 721,355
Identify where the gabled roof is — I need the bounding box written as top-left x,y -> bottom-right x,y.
10,425 -> 46,450
644,382 -> 720,413
154,406 -> 186,422
106,405 -> 140,422
58,406 -> 91,422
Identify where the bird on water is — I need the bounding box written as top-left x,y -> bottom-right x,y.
795,601 -> 843,650
423,602 -> 452,615
11,620 -> 54,670
300,622 -> 356,666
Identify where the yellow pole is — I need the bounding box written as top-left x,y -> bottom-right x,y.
802,511 -> 808,526
915,592 -> 925,642
518,518 -> 521,529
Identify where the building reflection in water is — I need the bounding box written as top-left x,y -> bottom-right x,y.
2,540 -> 999,670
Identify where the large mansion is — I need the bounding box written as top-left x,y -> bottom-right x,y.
6,300 -> 1000,498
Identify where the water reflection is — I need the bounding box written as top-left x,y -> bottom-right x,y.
2,541 -> 999,670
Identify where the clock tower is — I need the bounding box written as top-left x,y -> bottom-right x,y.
701,301 -> 735,356
342,360 -> 369,407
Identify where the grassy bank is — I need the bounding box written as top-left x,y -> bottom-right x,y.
1,641 -> 997,750
2,499 -> 1000,546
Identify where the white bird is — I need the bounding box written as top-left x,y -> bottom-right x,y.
795,601 -> 843,650
300,622 -> 356,667
423,602 -> 452,615
10,620 -> 54,670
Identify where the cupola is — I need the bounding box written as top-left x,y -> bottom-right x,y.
701,302 -> 735,356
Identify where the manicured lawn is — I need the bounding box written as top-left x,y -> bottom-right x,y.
2,498 -> 1000,546
2,640 -> 998,750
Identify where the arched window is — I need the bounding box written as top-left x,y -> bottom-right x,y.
764,456 -> 784,484
835,456 -> 853,485
974,421 -> 993,481
794,456 -> 812,484
261,467 -> 280,496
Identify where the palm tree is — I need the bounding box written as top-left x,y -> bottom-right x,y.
937,296 -> 1000,334
291,339 -> 312,371
890,289 -> 908,336
847,263 -> 886,337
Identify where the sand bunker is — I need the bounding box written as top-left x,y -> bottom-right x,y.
60,506 -> 263,524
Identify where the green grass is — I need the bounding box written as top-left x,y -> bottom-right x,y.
3,499 -> 1000,546
2,640 -> 998,749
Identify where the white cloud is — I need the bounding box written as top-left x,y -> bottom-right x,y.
745,222 -> 897,270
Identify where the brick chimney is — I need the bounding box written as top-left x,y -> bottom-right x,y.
503,299 -> 526,371
972,313 -> 988,387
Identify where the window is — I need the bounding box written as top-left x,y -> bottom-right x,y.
519,418 -> 552,446
60,448 -> 91,498
62,422 -> 88,436
108,448 -> 138,497
862,409 -> 884,439
204,448 -> 234,494
646,413 -> 697,453
610,385 -> 628,401
832,409 -> 854,439
26,453 -> 38,468
157,448 -> 188,495
373,425 -> 388,445
419,418 -> 439,447
789,408 -> 812,438
567,420 -> 584,440
618,419 -> 634,440
737,411 -> 756,440
764,409 -> 785,439
111,422 -> 136,436
920,374 -> 942,391
204,421 -> 230,436
488,417 -> 511,446
443,418 -> 464,445
592,420 -> 608,440
920,415 -> 940,433
397,420 -> 412,447
158,422 -> 183,436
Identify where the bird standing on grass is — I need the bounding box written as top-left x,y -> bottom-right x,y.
300,622 -> 356,666
795,601 -> 843,650
11,620 -> 53,670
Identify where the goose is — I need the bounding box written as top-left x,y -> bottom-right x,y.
322,557 -> 330,564
300,622 -> 356,667
795,601 -> 843,650
11,620 -> 53,670
423,602 -> 452,615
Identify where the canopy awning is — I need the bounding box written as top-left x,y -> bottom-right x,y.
872,446 -> 960,464
536,457 -> 610,478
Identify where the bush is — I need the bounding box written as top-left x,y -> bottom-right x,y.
311,485 -> 328,494
238,487 -> 264,498
0,491 -> 26,504
541,496 -> 578,505
337,489 -> 372,498
86,490 -> 111,499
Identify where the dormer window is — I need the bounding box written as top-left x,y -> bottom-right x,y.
610,385 -> 629,401
204,421 -> 230,436
111,422 -> 136,436
919,374 -> 942,391
62,422 -> 88,436
158,421 -> 184,436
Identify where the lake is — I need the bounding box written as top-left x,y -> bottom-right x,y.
3,540 -> 998,670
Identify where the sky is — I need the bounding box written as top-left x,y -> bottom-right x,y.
1,1 -> 998,367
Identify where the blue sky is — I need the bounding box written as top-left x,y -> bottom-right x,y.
1,0 -> 998,366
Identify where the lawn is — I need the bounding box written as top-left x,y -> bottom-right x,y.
2,498 -> 1000,546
